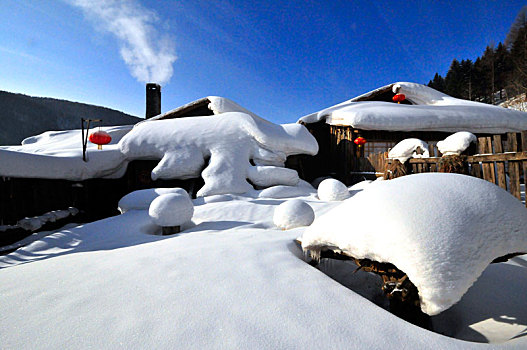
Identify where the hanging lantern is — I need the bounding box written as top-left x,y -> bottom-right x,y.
393,93 -> 406,104
89,130 -> 112,150
354,136 -> 367,146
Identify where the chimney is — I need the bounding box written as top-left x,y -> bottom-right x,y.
146,83 -> 161,118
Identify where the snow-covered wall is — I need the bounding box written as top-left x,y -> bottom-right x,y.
299,82 -> 527,133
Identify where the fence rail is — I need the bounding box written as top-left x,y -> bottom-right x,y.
370,131 -> 527,204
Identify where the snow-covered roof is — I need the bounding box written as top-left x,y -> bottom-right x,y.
0,100 -> 318,197
149,96 -> 264,122
299,82 -> 527,133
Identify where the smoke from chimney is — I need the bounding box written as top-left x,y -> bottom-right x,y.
68,0 -> 177,85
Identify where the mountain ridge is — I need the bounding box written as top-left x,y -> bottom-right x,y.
0,90 -> 141,145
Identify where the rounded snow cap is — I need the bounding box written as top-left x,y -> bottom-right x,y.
317,178 -> 350,201
273,199 -> 315,230
148,193 -> 194,227
437,131 -> 476,156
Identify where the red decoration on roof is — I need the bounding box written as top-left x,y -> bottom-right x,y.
354,137 -> 367,146
89,130 -> 112,150
393,93 -> 406,103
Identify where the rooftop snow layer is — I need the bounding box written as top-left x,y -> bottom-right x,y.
0,106 -> 318,197
120,112 -> 318,196
0,126 -> 131,179
301,173 -> 527,315
299,82 -> 527,133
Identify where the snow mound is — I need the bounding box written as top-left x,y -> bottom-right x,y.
118,188 -> 189,213
317,178 -> 350,201
388,138 -> 429,163
259,182 -> 315,199
120,112 -> 318,197
148,193 -> 194,227
437,132 -> 476,156
301,173 -> 527,315
273,199 -> 315,230
349,180 -> 373,191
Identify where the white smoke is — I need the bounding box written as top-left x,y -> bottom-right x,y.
68,0 -> 177,85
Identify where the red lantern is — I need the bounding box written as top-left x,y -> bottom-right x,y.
393,93 -> 406,103
89,130 -> 112,150
354,137 -> 367,146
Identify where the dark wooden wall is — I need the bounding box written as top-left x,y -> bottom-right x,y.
0,160 -> 200,226
293,121 -> 496,186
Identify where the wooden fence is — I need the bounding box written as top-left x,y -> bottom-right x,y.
368,131 -> 527,204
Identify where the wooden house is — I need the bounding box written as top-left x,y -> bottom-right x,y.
294,82 -> 527,185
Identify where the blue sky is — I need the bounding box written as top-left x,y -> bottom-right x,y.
0,1 -> 525,124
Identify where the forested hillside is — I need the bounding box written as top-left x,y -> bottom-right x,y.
0,91 -> 140,145
428,6 -> 527,105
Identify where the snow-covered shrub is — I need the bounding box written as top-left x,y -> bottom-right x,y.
301,173 -> 527,315
437,131 -> 476,156
118,188 -> 189,214
388,138 -> 429,163
383,159 -> 408,180
273,199 -> 315,230
119,112 -> 318,197
317,178 -> 350,201
148,193 -> 194,229
438,155 -> 468,174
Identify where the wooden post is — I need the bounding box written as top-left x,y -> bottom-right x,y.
479,137 -> 495,184
507,133 -> 522,200
428,143 -> 435,158
522,131 -> 527,206
493,135 -> 507,190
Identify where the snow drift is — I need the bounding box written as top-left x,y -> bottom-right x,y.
301,173 -> 527,315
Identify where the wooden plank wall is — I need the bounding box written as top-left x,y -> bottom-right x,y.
0,160 -> 198,226
381,131 -> 527,204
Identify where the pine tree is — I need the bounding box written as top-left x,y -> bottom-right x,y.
445,59 -> 464,98
460,59 -> 474,100
510,24 -> 527,97
473,57 -> 487,102
481,45 -> 496,103
505,6 -> 527,48
495,42 -> 512,100
428,73 -> 445,92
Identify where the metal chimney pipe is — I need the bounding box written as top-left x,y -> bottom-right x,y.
146,83 -> 161,119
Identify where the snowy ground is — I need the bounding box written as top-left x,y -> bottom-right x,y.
1,186 -> 527,349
